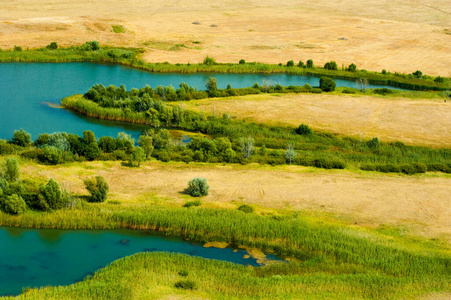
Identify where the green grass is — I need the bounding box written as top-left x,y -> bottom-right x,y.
111,25 -> 126,33
0,205 -> 450,299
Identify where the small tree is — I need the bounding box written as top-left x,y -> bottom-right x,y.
319,77 -> 336,92
356,78 -> 368,92
412,70 -> 422,78
46,42 -> 58,50
1,194 -> 26,215
138,135 -> 154,160
12,129 -> 31,147
367,137 -> 380,150
239,59 -> 246,64
4,158 -> 19,182
203,56 -> 216,65
286,60 -> 294,67
39,178 -> 64,210
42,146 -> 64,165
84,176 -> 109,203
206,77 -> 218,96
187,178 -> 209,197
324,61 -> 338,70
285,143 -> 297,164
91,41 -> 100,51
296,124 -> 313,135
347,63 -> 357,72
306,59 -> 314,68
240,136 -> 255,159
130,146 -> 145,167
298,61 -> 305,67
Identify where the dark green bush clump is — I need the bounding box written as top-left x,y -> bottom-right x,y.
175,280 -> 196,290
296,124 -> 313,135
11,129 -> 31,147
374,88 -> 394,95
84,176 -> 109,202
186,178 -> 209,197
286,60 -> 294,67
324,61 -> 338,70
46,42 -> 58,50
238,204 -> 254,213
0,194 -> 26,215
319,77 -> 336,92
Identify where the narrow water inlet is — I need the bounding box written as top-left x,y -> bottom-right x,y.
0,226 -> 280,296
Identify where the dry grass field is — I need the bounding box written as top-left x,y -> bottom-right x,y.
182,93 -> 451,148
20,160 -> 451,242
1,0 -> 450,76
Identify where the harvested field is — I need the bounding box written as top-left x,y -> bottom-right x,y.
1,0 -> 450,75
21,160 -> 451,242
183,93 -> 451,148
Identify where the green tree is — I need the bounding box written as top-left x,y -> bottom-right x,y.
239,59 -> 246,64
39,179 -> 64,210
46,42 -> 58,50
324,61 -> 338,70
82,130 -> 100,160
306,59 -> 314,68
286,60 -> 294,67
186,178 -> 209,197
412,70 -> 422,78
3,158 -> 19,182
296,124 -> 313,135
319,77 -> 336,92
130,146 -> 145,167
1,194 -> 26,215
347,63 -> 357,72
206,77 -> 218,96
138,135 -> 154,160
203,56 -> 216,65
84,176 -> 109,202
12,129 -> 31,147
42,146 -> 64,165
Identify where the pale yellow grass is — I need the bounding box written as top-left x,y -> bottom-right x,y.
20,160 -> 451,242
182,93 -> 451,148
1,0 -> 450,75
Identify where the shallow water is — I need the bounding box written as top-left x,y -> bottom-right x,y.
0,227 -> 278,296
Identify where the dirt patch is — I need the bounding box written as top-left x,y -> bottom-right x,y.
0,0 -> 450,75
182,93 -> 451,148
20,161 -> 451,242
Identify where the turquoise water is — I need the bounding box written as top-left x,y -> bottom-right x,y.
0,62 -> 400,141
0,227 -> 278,296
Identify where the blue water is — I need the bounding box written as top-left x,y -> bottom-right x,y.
0,62 -> 400,141
0,227 -> 279,296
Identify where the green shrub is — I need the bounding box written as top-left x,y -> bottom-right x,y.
11,129 -> 31,147
298,61 -> 305,67
286,60 -> 294,67
13,45 -> 22,52
1,194 -> 26,215
238,204 -> 254,213
367,137 -> 380,150
296,124 -> 313,135
239,59 -> 245,64
374,88 -> 394,95
84,176 -> 109,202
175,280 -> 196,290
0,140 -> 15,155
183,200 -> 202,207
412,70 -> 422,78
3,158 -> 20,182
46,42 -> 58,50
347,63 -> 357,72
341,88 -> 357,94
306,59 -> 314,68
319,77 -> 335,92
203,56 -> 216,65
41,146 -> 64,165
324,61 -> 338,70
39,178 -> 64,210
186,177 -> 209,197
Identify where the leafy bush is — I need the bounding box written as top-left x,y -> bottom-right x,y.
84,176 -> 109,202
324,61 -> 338,70
39,178 -> 65,210
306,59 -> 314,68
46,42 -> 58,50
412,70 -> 422,78
238,204 -> 254,213
0,140 -> 15,155
367,137 -> 380,150
239,59 -> 245,64
296,124 -> 313,135
319,77 -> 335,92
13,45 -> 22,52
347,63 -> 357,72
3,158 -> 20,182
286,60 -> 294,67
175,280 -> 196,290
1,194 -> 26,215
183,200 -> 202,207
186,177 -> 209,197
203,56 -> 216,65
12,129 -> 31,147
41,146 -> 64,165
